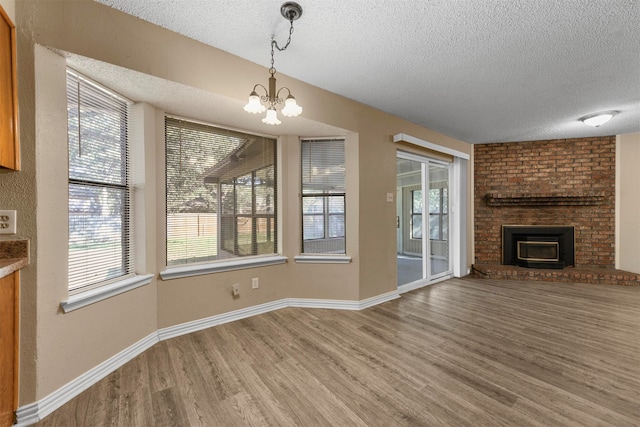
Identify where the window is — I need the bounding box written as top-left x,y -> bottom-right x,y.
429,187 -> 448,240
165,118 -> 277,266
67,70 -> 132,291
409,188 -> 448,241
411,189 -> 422,239
301,138 -> 346,254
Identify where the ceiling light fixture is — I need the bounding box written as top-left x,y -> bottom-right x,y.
579,111 -> 618,127
243,2 -> 303,125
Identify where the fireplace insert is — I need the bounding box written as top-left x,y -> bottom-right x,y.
502,225 -> 575,269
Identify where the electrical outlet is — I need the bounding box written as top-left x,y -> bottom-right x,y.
0,210 -> 16,234
251,277 -> 259,289
232,283 -> 240,296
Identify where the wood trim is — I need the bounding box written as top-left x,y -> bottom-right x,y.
160,255 -> 287,280
394,133 -> 470,160
13,271 -> 19,419
60,274 -> 153,313
485,192 -> 605,206
293,255 -> 352,264
0,4 -> 19,171
0,272 -> 17,426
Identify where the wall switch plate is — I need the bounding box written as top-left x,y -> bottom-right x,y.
251,277 -> 259,289
386,193 -> 394,202
0,210 -> 16,234
232,283 -> 240,296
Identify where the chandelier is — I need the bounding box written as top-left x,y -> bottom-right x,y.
243,2 -> 303,125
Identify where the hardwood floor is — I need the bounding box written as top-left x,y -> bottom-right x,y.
35,277 -> 640,426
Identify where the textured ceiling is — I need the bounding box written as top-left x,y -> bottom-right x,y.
96,0 -> 640,143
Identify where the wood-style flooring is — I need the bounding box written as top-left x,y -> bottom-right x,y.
34,277 -> 640,426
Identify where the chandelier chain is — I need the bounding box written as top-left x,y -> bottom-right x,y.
270,17 -> 295,75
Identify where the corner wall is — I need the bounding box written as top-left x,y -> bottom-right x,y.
617,133 -> 640,274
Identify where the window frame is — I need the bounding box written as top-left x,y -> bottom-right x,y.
164,116 -> 278,271
66,68 -> 135,294
300,138 -> 347,255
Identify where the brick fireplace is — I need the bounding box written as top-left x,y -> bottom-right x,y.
471,136 -> 639,285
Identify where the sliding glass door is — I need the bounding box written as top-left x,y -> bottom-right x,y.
396,156 -> 424,285
428,162 -> 450,277
397,152 -> 452,287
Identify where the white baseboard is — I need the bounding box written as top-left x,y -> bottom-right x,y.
16,291 -> 401,425
157,299 -> 289,341
158,292 -> 401,340
355,290 -> 401,309
288,290 -> 400,310
16,332 -> 159,426
288,297 -> 360,310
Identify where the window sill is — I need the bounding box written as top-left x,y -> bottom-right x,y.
160,255 -> 288,280
60,274 -> 154,313
294,255 -> 352,264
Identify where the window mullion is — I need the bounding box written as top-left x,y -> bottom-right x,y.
323,195 -> 329,239
233,178 -> 238,256
68,178 -> 128,190
252,171 -> 257,256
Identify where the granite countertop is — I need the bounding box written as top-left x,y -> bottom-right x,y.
0,238 -> 29,278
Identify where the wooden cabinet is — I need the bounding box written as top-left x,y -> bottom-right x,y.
0,5 -> 19,171
0,272 -> 18,427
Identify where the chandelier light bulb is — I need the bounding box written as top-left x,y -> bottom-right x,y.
281,95 -> 303,117
243,91 -> 266,114
262,107 -> 281,125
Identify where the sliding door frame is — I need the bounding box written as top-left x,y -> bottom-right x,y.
396,147 -> 469,293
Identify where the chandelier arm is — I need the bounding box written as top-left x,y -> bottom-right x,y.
275,86 -> 292,99
252,83 -> 269,96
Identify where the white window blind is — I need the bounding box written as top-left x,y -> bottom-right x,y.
301,138 -> 346,254
67,70 -> 132,292
165,117 -> 277,266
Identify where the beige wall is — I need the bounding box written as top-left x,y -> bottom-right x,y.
616,133 -> 640,274
34,44 -> 160,400
0,0 -> 14,22
281,133 -> 361,301
8,0 -> 472,405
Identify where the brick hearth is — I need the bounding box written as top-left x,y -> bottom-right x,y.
472,264 -> 640,286
472,136 -> 635,285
